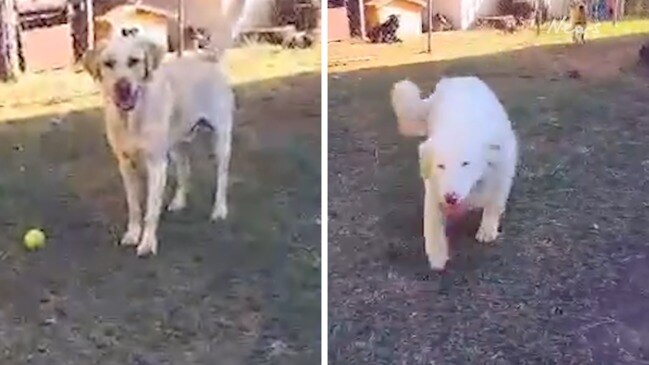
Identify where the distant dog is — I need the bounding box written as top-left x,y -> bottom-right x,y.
570,1 -> 587,44
96,0 -> 246,57
368,14 -> 401,44
391,77 -> 518,270
82,0 -> 244,257
640,40 -> 649,66
430,13 -> 453,32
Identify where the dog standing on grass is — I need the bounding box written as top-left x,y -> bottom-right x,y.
570,1 -> 588,44
82,0 -> 245,257
391,77 -> 518,270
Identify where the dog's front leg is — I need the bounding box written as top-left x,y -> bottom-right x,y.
117,156 -> 143,246
210,112 -> 232,221
168,146 -> 191,212
476,179 -> 509,243
424,179 -> 449,270
476,145 -> 516,243
137,156 -> 168,256
476,204 -> 503,243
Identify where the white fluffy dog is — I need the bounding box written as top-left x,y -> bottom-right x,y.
391,77 -> 518,270
82,2 -> 244,257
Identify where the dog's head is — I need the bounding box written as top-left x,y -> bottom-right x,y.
419,136 -> 494,208
83,27 -> 165,112
571,1 -> 586,13
386,14 -> 400,27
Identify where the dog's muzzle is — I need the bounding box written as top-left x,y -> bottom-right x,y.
442,193 -> 468,219
113,78 -> 140,112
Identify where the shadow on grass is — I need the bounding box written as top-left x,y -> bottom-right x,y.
329,33 -> 649,363
0,72 -> 320,364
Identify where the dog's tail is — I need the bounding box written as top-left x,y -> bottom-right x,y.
193,0 -> 248,59
391,79 -> 429,137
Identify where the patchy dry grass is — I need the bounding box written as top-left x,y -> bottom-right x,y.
0,46 -> 320,363
329,31 -> 649,363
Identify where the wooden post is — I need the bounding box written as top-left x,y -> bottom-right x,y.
0,0 -> 19,81
358,0 -> 366,40
177,0 -> 184,57
613,0 -> 620,26
535,0 -> 541,36
85,0 -> 94,49
427,0 -> 431,53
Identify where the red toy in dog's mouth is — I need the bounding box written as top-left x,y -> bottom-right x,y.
442,202 -> 469,220
113,79 -> 140,112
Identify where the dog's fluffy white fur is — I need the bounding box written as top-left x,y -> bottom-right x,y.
83,4 -> 244,257
391,77 -> 518,270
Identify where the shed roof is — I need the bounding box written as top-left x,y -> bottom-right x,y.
365,0 -> 426,8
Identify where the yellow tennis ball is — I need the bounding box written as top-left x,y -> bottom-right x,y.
24,229 -> 46,251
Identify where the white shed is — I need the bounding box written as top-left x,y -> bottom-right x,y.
429,0 -> 501,30
365,0 -> 427,38
428,0 -> 574,30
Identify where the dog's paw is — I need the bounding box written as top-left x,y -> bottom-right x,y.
167,194 -> 187,212
210,204 -> 228,221
136,233 -> 158,257
427,253 -> 449,271
475,224 -> 499,243
121,226 -> 142,246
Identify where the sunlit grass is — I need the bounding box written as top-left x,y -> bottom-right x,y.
0,44 -> 320,122
329,19 -> 649,73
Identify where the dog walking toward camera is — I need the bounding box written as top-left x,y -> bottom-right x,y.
82,0 -> 246,257
570,1 -> 588,44
390,77 -> 518,270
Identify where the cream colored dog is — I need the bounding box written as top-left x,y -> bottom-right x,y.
83,27 -> 237,256
391,77 -> 518,270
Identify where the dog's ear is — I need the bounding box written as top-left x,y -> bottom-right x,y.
418,140 -> 434,180
94,19 -> 113,45
82,45 -> 104,81
141,41 -> 165,80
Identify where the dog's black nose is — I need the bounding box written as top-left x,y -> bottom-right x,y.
114,78 -> 132,99
444,193 -> 458,206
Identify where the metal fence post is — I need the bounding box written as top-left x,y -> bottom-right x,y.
177,0 -> 184,57
358,0 -> 366,40
535,0 -> 541,36
427,0 -> 431,53
86,0 -> 93,49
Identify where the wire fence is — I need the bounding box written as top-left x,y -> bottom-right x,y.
621,0 -> 649,19
329,0 -> 648,43
274,0 -> 320,30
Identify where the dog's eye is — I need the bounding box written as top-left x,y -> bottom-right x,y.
121,27 -> 139,37
103,59 -> 115,69
127,57 -> 141,68
461,161 -> 470,167
437,164 -> 445,170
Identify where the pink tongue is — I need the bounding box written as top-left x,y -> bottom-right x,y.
443,203 -> 468,220
114,81 -> 136,111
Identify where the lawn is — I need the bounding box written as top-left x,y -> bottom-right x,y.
329,24 -> 649,363
0,45 -> 321,364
